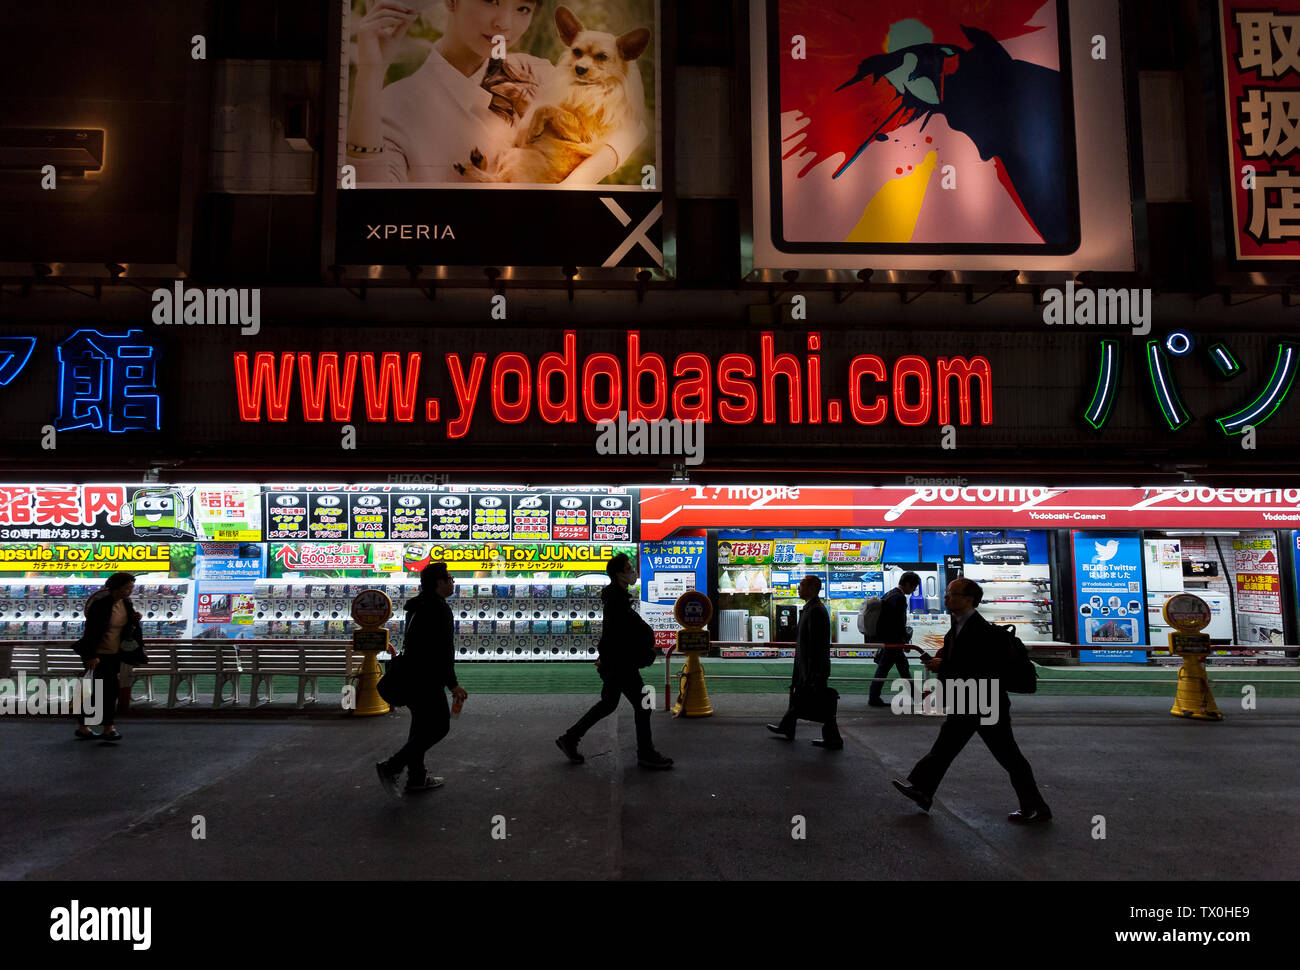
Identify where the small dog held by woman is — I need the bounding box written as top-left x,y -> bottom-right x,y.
455,5 -> 650,184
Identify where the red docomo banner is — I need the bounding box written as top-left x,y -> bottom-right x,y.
232,332 -> 992,437
638,486 -> 1300,540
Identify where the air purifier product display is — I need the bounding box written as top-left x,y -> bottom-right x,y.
750,616 -> 770,642
925,575 -> 940,612
719,609 -> 748,641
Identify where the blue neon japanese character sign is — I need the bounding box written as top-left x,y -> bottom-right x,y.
55,329 -> 160,433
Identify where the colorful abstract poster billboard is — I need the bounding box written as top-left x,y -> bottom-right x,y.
747,0 -> 1134,272
1218,0 -> 1300,260
336,0 -> 665,271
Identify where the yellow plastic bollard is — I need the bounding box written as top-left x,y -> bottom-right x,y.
350,589 -> 393,717
671,590 -> 714,718
1162,593 -> 1223,722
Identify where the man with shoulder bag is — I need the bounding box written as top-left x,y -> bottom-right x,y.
767,574 -> 842,749
868,571 -> 922,708
891,578 -> 1052,824
556,553 -> 673,770
375,562 -> 467,799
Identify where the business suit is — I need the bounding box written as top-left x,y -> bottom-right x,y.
774,598 -> 840,744
869,587 -> 912,704
381,591 -> 459,782
906,611 -> 1049,812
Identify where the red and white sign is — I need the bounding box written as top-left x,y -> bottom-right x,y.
1219,0 -> 1300,260
1232,535 -> 1284,639
0,485 -> 127,539
639,486 -> 1300,540
197,593 -> 233,623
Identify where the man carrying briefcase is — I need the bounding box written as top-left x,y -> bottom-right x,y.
766,574 -> 843,749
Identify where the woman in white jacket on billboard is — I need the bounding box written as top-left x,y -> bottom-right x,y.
346,0 -> 645,185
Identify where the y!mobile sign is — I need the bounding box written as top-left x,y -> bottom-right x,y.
638,486 -> 1300,540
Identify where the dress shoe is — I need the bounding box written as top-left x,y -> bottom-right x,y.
811,739 -> 843,750
766,724 -> 794,740
891,779 -> 932,812
1007,807 -> 1052,825
867,699 -> 889,708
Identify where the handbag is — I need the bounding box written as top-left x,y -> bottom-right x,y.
636,623 -> 659,668
377,651 -> 413,707
791,684 -> 839,723
117,630 -> 148,667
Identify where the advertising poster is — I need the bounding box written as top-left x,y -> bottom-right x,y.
1218,0 -> 1300,260
262,486 -> 635,542
826,540 -> 884,564
747,0 -> 1133,272
826,539 -> 885,599
310,494 -> 351,540
0,484 -> 206,542
193,486 -> 263,542
337,0 -> 665,271
1073,532 -> 1145,662
1232,534 -> 1285,644
772,538 -> 829,566
194,546 -> 265,637
640,536 -> 706,649
196,593 -> 233,623
717,539 -> 772,594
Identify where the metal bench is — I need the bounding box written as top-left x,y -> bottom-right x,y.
3,638 -> 368,710
247,641 -> 360,709
0,640 -> 165,705
164,640 -> 244,708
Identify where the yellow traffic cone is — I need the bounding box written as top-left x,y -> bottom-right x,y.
1170,653 -> 1223,721
673,651 -> 713,717
352,650 -> 391,717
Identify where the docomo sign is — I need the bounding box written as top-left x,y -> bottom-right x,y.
638,486 -> 1300,540
232,331 -> 992,436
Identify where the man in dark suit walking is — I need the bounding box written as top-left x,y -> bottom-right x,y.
767,574 -> 842,749
892,578 -> 1052,823
556,553 -> 673,770
868,571 -> 921,707
376,562 -> 468,798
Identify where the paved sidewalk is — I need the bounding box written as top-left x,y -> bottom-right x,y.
2,695 -> 1296,881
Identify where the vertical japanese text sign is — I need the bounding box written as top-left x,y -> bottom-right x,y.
1220,1 -> 1300,259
